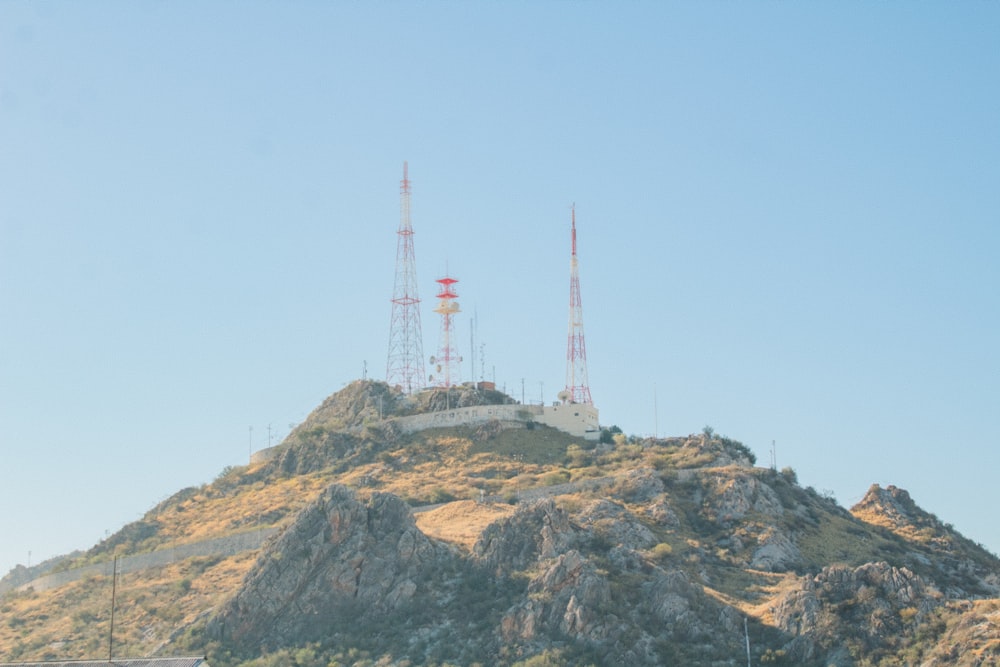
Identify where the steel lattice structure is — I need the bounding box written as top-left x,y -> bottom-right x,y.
386,162 -> 426,394
430,276 -> 462,388
564,205 -> 593,405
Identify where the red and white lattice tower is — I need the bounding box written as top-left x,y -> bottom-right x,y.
564,205 -> 593,405
386,162 -> 426,394
430,276 -> 462,388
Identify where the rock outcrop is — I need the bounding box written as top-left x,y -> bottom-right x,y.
473,498 -> 575,574
8,382 -> 999,667
773,561 -> 942,661
207,484 -> 453,649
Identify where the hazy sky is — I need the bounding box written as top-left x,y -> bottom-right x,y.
2,2 -> 998,576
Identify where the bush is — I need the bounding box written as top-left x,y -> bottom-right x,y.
600,425 -> 623,444
719,436 -> 757,465
542,470 -> 571,486
427,487 -> 456,504
650,542 -> 673,562
565,444 -> 592,468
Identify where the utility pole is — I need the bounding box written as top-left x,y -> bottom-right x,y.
108,555 -> 119,662
744,616 -> 752,667
653,383 -> 658,440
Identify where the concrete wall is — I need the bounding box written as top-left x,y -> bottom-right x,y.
391,402 -> 600,439
393,404 -> 538,433
17,528 -> 278,594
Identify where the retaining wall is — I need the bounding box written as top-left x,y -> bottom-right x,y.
16,528 -> 278,594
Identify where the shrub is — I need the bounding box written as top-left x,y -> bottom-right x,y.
427,487 -> 456,504
650,542 -> 674,562
565,444 -> 592,468
600,424 -> 623,444
542,470 -> 571,486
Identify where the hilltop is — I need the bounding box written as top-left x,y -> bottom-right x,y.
2,381 -> 999,666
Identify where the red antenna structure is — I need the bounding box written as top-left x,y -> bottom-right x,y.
386,162 -> 426,394
430,275 -> 462,387
564,204 -> 593,405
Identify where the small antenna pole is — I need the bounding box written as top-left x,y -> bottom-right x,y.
653,382 -> 659,439
248,426 -> 253,463
744,616 -> 751,667
108,555 -> 118,661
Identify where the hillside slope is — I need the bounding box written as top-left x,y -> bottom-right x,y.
2,381 -> 998,666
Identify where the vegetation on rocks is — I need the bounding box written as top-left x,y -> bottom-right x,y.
2,381 -> 998,666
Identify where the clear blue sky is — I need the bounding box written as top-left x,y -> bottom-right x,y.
2,2 -> 998,576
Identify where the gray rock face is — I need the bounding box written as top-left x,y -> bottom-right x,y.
615,467 -> 666,503
576,499 -> 656,551
772,561 -> 942,660
196,464 -> 996,667
473,498 -> 575,574
702,471 -> 784,522
750,527 -> 803,571
207,484 -> 451,648
500,550 -> 615,643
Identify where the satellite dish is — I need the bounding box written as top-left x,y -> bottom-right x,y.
557,390 -> 572,403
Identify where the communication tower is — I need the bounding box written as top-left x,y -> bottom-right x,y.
563,205 -> 593,405
430,275 -> 462,387
386,162 -> 426,394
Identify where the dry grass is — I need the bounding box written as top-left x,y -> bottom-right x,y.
414,500 -> 516,550
152,474 -> 331,544
0,551 -> 258,661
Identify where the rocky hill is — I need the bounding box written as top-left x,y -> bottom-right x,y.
2,381 -> 999,666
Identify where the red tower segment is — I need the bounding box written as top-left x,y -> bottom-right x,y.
386,162 -> 426,394
431,275 -> 462,388
565,205 -> 593,405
